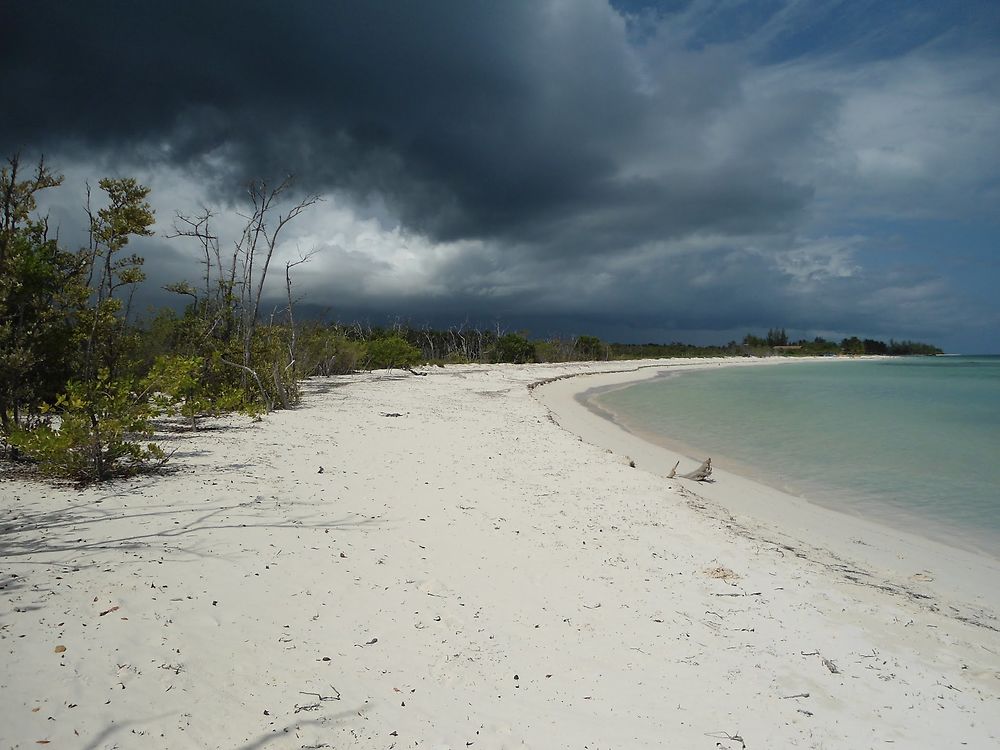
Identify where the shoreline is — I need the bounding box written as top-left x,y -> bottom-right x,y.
574,361 -> 1000,560
3,359 -> 999,748
532,357 -> 1000,625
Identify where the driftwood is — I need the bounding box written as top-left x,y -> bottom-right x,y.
683,458 -> 712,481
668,458 -> 713,481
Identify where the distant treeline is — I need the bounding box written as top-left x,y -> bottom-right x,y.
291,322 -> 943,368
738,328 -> 943,357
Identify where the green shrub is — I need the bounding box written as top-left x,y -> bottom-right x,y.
440,351 -> 472,365
365,336 -> 422,370
10,374 -> 164,482
144,354 -> 212,429
247,325 -> 297,409
574,335 -> 604,361
298,326 -> 367,375
493,333 -> 536,364
531,341 -> 558,363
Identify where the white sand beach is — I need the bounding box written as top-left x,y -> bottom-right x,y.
2,358 -> 999,749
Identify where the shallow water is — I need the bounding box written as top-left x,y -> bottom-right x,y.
593,357 -> 1000,555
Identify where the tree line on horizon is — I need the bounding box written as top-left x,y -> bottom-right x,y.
0,157 -> 942,481
739,328 -> 942,357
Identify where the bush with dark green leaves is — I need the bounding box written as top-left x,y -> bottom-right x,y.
574,335 -> 603,360
493,333 -> 536,364
296,325 -> 368,375
365,336 -> 422,370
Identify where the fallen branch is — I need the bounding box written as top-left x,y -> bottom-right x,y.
681,458 -> 713,481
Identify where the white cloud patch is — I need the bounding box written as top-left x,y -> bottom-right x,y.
746,47 -> 1000,222
772,237 -> 862,285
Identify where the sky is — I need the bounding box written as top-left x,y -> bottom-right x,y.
3,0 -> 999,352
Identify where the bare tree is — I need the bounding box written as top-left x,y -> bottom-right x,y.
168,208 -> 221,305
166,207 -> 242,344
236,177 -> 320,372
166,176 -> 320,412
284,247 -> 321,380
421,325 -> 437,361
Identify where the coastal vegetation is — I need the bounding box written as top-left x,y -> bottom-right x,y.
0,156 -> 942,482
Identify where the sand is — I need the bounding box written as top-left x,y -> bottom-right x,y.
1,358 -> 998,749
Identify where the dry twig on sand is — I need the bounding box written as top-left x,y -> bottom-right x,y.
299,686 -> 341,702
706,730 -> 747,748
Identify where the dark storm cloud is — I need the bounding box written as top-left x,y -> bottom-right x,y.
2,0 -> 810,250
6,1 -> 998,352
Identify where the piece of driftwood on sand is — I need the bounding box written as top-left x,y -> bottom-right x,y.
667,457 -> 713,481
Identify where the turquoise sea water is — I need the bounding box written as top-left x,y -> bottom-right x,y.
593,357 -> 1000,555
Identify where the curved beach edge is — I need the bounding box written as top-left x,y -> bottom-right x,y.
531,357 -> 1000,628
